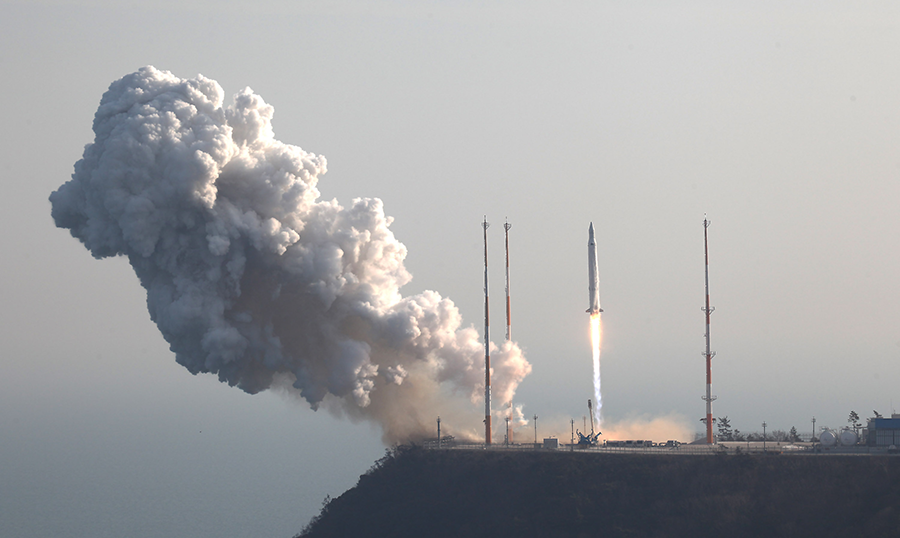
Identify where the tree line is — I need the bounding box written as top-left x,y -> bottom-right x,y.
716,416 -> 804,442
716,410 -> 867,442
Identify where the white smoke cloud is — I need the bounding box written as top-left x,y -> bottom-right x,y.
50,66 -> 531,443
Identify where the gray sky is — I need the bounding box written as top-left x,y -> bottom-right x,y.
2,1 -> 899,536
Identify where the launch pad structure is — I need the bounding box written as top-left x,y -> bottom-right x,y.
477,215 -> 720,447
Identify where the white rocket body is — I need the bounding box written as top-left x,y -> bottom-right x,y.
587,222 -> 602,314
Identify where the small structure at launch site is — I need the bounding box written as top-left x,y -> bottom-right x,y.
865,414 -> 900,448
576,399 -> 601,447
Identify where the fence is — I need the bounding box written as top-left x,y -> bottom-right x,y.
422,441 -> 900,456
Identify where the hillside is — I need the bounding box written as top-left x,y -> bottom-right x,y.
297,446 -> 900,537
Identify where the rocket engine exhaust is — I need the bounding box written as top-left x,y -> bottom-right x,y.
590,312 -> 602,427
48,67 -> 532,444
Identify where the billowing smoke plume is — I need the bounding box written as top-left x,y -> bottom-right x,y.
50,67 -> 531,443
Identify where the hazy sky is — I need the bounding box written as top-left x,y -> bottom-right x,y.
2,1 -> 899,536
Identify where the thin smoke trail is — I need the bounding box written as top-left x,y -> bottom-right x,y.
590,313 -> 602,427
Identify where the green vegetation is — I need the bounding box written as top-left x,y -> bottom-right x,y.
716,415 -> 733,440
298,446 -> 900,538
849,410 -> 862,432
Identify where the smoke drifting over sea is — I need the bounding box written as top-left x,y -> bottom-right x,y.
50,67 -> 531,443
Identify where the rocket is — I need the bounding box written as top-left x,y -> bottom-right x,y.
587,222 -> 603,314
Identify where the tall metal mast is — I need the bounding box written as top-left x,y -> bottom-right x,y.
701,214 -> 717,444
504,218 -> 512,342
483,216 -> 492,445
504,219 -> 512,444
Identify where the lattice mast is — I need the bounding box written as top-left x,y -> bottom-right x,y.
504,219 -> 512,342
701,215 -> 717,444
504,219 -> 512,443
483,217 -> 492,445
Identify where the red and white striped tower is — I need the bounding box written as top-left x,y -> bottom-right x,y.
701,214 -> 717,444
482,216 -> 492,445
